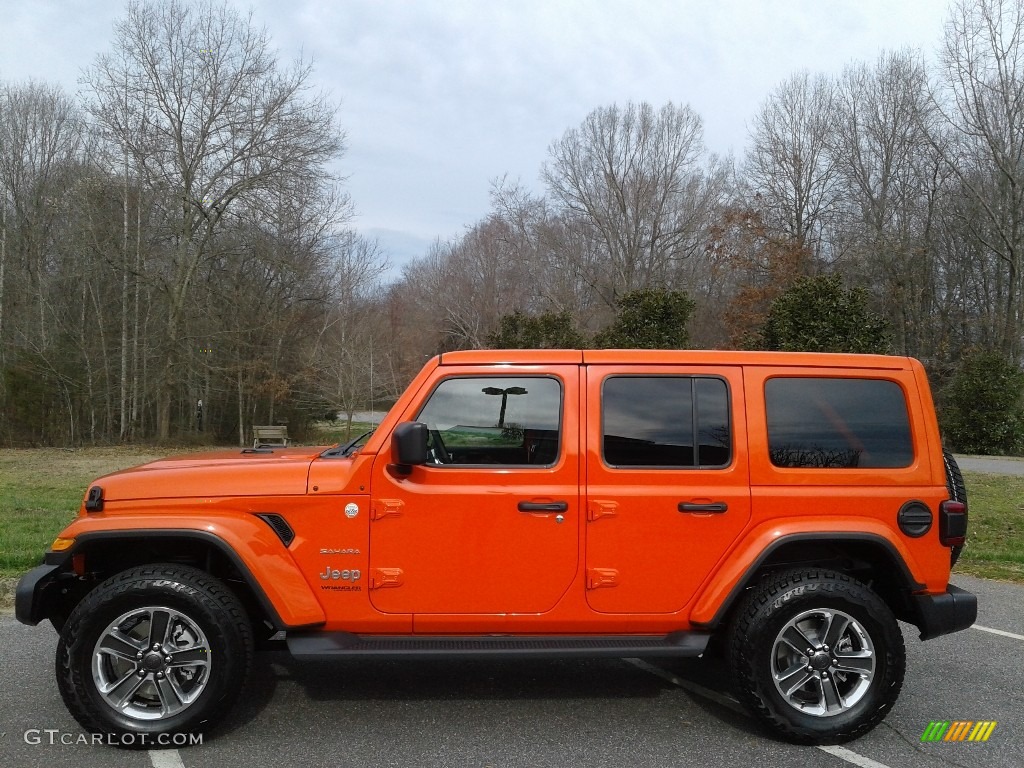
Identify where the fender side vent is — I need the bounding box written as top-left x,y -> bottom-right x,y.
256,513 -> 295,547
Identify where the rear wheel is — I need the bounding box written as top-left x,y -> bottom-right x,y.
727,568 -> 904,744
57,564 -> 253,745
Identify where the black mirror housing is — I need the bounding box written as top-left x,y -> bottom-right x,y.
392,421 -> 429,467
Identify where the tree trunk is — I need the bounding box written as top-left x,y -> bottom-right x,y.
88,282 -> 113,438
81,283 -> 95,443
237,368 -> 245,447
0,197 -> 5,368
120,160 -> 130,439
156,293 -> 184,441
129,200 -> 142,438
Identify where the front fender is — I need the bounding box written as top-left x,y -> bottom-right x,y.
40,514 -> 326,629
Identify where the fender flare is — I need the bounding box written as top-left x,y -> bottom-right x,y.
691,531 -> 925,629
35,528 -> 325,629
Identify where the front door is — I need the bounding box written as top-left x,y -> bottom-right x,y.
369,367 -> 580,615
585,366 -> 751,613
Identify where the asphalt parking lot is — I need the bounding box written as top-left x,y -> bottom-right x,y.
956,456 -> 1024,476
1,573 -> 1020,768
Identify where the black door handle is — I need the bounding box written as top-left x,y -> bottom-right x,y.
678,502 -> 728,513
518,501 -> 568,512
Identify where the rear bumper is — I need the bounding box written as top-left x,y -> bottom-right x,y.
912,584 -> 977,640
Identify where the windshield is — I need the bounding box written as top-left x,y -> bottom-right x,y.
321,428 -> 376,458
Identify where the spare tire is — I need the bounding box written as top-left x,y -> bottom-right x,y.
942,451 -> 968,567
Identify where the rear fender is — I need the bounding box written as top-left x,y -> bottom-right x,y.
690,519 -> 925,628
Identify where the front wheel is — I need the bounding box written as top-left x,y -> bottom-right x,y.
727,568 -> 905,744
56,564 -> 253,745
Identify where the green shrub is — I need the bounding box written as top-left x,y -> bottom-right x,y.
487,310 -> 586,349
760,275 -> 891,354
594,289 -> 695,349
941,350 -> 1024,455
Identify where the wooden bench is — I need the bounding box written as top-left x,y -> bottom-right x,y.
252,425 -> 290,448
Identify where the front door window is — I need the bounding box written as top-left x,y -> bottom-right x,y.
417,376 -> 562,466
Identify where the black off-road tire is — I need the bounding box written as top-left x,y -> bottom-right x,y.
56,564 -> 253,747
943,451 -> 967,503
943,451 -> 968,566
726,568 -> 905,744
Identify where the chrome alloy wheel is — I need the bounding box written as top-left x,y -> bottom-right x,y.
770,608 -> 875,717
91,606 -> 212,721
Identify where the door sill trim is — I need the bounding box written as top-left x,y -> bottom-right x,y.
286,631 -> 710,660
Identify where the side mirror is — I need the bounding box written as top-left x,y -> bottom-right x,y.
392,421 -> 429,471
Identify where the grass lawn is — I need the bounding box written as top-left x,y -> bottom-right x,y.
0,429 -> 368,582
955,471 -> 1024,582
1,450 -> 1021,596
310,420 -> 379,445
0,447 -> 196,576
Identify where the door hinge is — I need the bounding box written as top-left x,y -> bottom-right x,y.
586,567 -> 619,589
372,499 -> 404,521
587,500 -> 618,522
370,568 -> 404,589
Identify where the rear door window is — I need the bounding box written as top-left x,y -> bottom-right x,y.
765,377 -> 913,468
602,376 -> 731,468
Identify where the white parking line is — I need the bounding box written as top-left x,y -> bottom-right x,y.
149,749 -> 186,768
625,659 -> 895,768
972,624 -> 1024,642
818,745 -> 893,768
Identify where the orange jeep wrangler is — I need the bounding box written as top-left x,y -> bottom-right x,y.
17,350 -> 975,744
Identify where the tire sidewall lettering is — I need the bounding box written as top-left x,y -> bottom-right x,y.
57,565 -> 252,740
729,569 -> 905,742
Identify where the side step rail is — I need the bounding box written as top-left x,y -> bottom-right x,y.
286,632 -> 711,660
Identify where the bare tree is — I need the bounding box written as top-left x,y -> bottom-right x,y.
831,51 -> 945,357
82,0 -> 344,437
0,81 -> 84,353
933,0 -> 1024,361
542,101 -> 717,303
744,72 -> 840,265
0,80 -> 85,443
308,233 -> 391,435
399,220 -> 530,351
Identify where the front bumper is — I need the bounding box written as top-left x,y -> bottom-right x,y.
912,584 -> 977,640
15,563 -> 69,626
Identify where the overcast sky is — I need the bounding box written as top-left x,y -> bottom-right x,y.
0,0 -> 953,273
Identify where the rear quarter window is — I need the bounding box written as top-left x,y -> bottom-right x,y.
765,377 -> 913,468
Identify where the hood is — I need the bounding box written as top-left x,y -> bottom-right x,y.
92,447 -> 329,502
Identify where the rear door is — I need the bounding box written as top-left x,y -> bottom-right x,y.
584,366 -> 751,613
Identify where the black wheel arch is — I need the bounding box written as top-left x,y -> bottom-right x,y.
699,533 -> 927,633
30,529 -> 301,633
